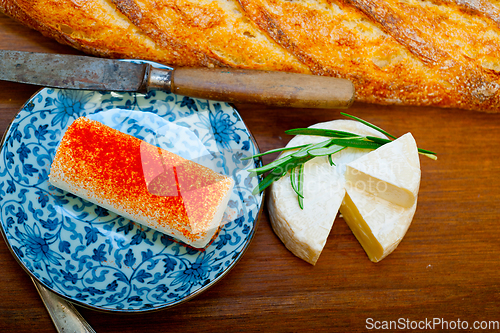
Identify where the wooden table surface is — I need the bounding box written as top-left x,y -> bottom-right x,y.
1,12 -> 500,333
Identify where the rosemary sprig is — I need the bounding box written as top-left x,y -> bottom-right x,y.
251,154 -> 314,194
297,164 -> 304,209
245,113 -> 437,204
340,112 -> 397,139
288,129 -> 437,159
241,143 -> 311,160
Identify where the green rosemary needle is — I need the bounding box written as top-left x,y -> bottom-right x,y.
244,113 -> 437,203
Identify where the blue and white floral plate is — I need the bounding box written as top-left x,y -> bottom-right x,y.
0,71 -> 263,312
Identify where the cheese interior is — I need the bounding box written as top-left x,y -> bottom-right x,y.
340,185 -> 418,262
345,133 -> 421,208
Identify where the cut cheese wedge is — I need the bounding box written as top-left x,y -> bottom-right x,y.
268,120 -> 388,265
49,117 -> 234,248
345,133 -> 421,208
268,120 -> 422,264
339,184 -> 417,262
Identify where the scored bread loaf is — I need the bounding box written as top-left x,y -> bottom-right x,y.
2,0 -> 500,111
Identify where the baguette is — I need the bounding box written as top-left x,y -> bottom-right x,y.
2,0 -> 500,111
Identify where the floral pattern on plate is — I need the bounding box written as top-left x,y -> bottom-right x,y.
0,82 -> 263,312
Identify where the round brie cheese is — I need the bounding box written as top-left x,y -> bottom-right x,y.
268,120 -> 390,265
268,119 -> 421,264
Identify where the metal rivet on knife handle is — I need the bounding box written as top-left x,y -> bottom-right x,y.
145,65 -> 173,93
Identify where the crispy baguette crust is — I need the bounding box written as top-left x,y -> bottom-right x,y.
3,0 -> 500,111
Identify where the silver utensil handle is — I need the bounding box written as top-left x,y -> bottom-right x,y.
31,277 -> 96,333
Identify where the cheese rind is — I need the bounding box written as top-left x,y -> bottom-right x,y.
268,155 -> 346,265
49,117 -> 234,248
345,133 -> 421,208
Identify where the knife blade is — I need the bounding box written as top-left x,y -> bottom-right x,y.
0,50 -> 355,109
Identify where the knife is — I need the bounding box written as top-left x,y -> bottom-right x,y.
0,50 -> 354,109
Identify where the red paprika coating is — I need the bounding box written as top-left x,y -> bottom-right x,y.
49,117 -> 233,244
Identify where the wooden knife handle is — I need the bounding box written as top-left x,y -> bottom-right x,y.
170,68 -> 355,109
